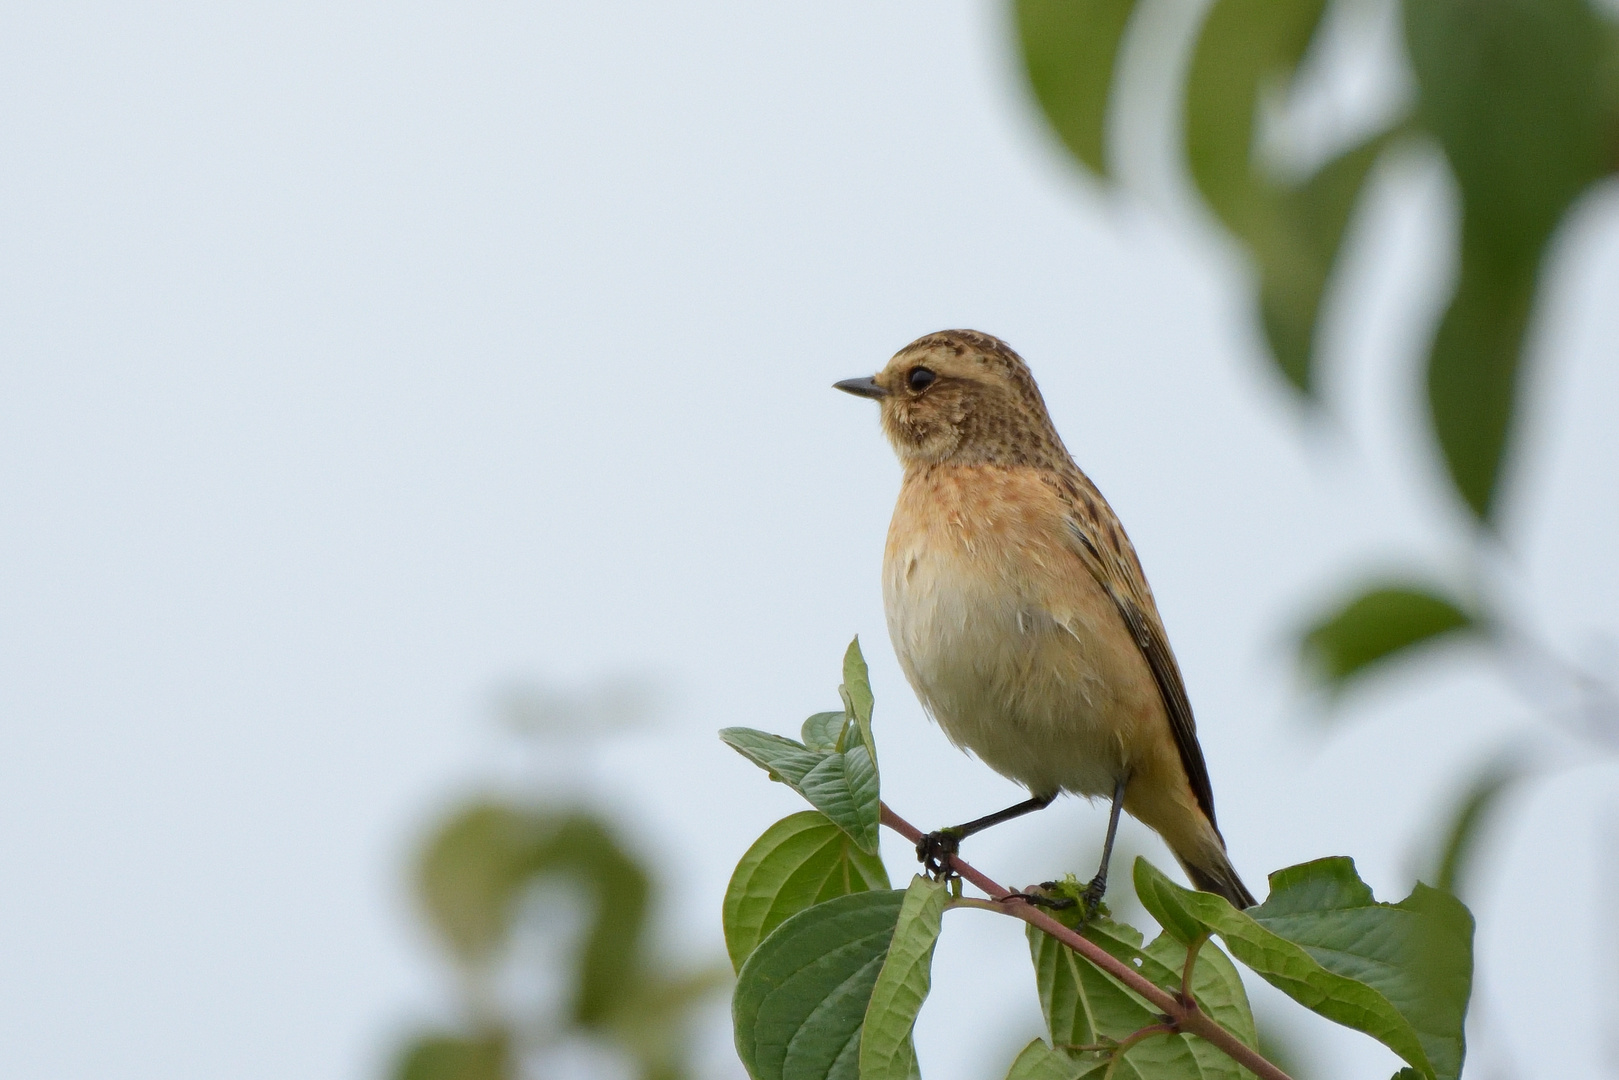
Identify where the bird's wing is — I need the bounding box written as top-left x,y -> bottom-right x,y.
1045,471 -> 1222,834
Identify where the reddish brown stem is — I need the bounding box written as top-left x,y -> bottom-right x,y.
879,802 -> 1292,1080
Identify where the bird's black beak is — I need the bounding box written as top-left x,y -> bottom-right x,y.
834,376 -> 887,400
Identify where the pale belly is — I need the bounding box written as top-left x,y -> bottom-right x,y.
883,537 -> 1145,800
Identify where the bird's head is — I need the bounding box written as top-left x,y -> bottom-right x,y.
835,329 -> 1066,469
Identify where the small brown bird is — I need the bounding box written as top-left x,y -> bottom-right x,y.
836,329 -> 1254,908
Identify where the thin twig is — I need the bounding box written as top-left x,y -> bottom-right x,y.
945,896 -> 1007,914
1105,1023 -> 1178,1080
879,802 -> 1291,1080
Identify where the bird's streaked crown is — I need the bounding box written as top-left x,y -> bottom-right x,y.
838,329 -> 1070,470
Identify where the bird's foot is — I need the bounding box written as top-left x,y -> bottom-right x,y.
1080,873 -> 1108,920
915,828 -> 963,880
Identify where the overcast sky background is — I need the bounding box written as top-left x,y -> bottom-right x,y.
2,2 -> 1616,1078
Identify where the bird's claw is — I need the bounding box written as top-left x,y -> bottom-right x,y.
1002,884 -> 1077,910
1080,874 -> 1108,919
916,829 -> 963,880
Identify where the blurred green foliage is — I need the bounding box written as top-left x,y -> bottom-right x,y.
1016,0 -> 1139,176
1300,585 -> 1475,691
392,725 -> 726,1080
1407,0 -> 1619,518
1428,756 -> 1525,895
1015,0 -> 1619,521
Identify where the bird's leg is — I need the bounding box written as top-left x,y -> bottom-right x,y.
917,794 -> 1055,878
1081,777 -> 1128,915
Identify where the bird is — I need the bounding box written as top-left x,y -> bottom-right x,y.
834,329 -> 1255,909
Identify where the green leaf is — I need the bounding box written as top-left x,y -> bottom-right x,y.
417,803 -> 553,963
840,637 -> 878,776
1141,934 -> 1257,1064
1407,0 -> 1613,263
803,742 -> 880,852
733,890 -> 906,1080
860,877 -> 948,1080
1003,1040 -> 1110,1080
721,728 -> 882,854
1184,0 -> 1329,235
415,803 -> 655,1025
1256,128 -> 1397,392
721,727 -> 824,781
1025,910 -> 1254,1079
1252,865 -> 1472,1080
1029,914 -> 1154,1045
413,805 -> 720,1080
1014,0 -> 1139,177
802,711 -> 850,752
724,811 -> 892,972
392,1033 -> 508,1080
538,816 -> 652,1029
1116,938 -> 1254,1079
610,964 -> 733,1080
1134,857 -> 1474,1080
1183,0 -> 1401,394
1301,585 -> 1474,690
1405,0 -> 1616,520
1431,756 -> 1525,895
1423,245 -> 1537,520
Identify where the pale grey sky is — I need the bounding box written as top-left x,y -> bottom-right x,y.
1,2 -> 1615,1079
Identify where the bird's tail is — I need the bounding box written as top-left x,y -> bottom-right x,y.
1179,846 -> 1256,909
1125,781 -> 1257,909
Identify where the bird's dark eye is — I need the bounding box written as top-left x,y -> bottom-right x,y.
908,367 -> 936,392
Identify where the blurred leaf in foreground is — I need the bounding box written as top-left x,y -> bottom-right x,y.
1406,0 -> 1619,520
1183,0 -> 1329,234
1430,754 -> 1528,895
1015,0 -> 1139,177
1255,128 -> 1398,393
1301,584 -> 1475,692
393,1033 -> 508,1080
404,795 -> 722,1080
417,803 -> 558,966
1188,0 -> 1400,394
